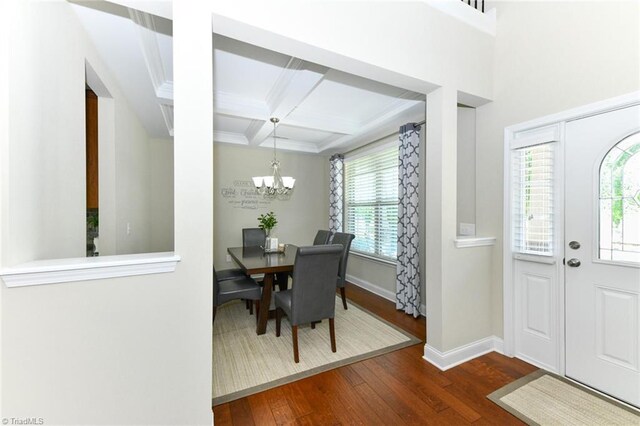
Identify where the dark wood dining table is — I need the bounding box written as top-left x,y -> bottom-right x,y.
227,245 -> 297,335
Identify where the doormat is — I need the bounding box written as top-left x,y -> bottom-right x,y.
488,369 -> 639,425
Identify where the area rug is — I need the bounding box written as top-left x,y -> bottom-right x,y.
212,297 -> 420,405
488,369 -> 640,425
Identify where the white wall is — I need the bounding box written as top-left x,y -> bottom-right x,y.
213,144 -> 328,268
457,107 -> 476,229
210,1 -> 494,104
476,0 -> 640,337
5,0 -> 171,262
149,138 -> 175,253
0,1 -> 212,424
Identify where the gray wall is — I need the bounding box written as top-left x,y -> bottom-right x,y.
213,143 -> 329,269
457,107 -> 476,230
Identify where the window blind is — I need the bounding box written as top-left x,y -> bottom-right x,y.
512,143 -> 554,256
345,145 -> 398,260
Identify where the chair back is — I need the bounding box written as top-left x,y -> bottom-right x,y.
212,265 -> 219,306
313,230 -> 332,245
331,232 -> 355,288
290,245 -> 342,325
243,228 -> 266,248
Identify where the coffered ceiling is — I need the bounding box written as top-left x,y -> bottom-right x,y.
213,35 -> 425,154
71,2 -> 426,154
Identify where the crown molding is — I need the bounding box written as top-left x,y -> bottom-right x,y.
214,91 -> 269,121
213,130 -> 249,145
159,104 -> 174,136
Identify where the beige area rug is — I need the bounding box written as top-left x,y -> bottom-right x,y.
488,370 -> 640,425
212,297 -> 420,405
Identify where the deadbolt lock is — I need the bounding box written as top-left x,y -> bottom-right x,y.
569,241 -> 581,250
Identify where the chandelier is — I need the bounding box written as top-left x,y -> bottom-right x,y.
252,117 -> 295,196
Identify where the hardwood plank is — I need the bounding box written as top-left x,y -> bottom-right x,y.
228,398 -> 255,426
262,388 -> 296,425
282,381 -> 313,419
213,403 -> 233,426
352,382 -> 407,425
246,392 -> 277,426
336,364 -> 365,387
351,360 -> 440,425
374,350 -> 482,423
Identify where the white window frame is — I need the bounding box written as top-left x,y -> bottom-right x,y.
344,139 -> 398,262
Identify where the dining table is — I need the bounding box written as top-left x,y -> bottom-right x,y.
227,245 -> 298,335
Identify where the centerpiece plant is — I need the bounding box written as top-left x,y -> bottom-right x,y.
257,211 -> 277,237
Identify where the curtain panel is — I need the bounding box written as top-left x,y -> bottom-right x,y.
329,154 -> 344,233
396,124 -> 421,317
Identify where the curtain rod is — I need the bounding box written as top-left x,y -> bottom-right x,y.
343,120 -> 426,155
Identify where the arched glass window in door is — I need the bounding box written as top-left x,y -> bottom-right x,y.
599,132 -> 640,263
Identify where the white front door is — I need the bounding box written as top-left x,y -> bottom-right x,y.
565,105 -> 640,408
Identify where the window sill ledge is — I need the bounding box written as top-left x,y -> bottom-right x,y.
350,251 -> 397,267
453,236 -> 496,249
1,252 -> 180,288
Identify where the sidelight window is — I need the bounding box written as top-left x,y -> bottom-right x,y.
512,143 -> 555,256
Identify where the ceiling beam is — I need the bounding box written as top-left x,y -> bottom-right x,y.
319,100 -> 425,153
248,59 -> 328,146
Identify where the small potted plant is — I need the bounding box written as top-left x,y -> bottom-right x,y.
258,211 -> 278,250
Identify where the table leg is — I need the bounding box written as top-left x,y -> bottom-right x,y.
276,272 -> 289,291
257,272 -> 274,335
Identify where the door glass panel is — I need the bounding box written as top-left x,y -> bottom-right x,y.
599,132 -> 640,263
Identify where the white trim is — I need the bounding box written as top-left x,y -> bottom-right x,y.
343,135 -> 398,161
350,250 -> 397,266
515,352 -> 560,375
510,125 -> 559,150
1,252 -> 180,287
503,91 -> 640,370
346,273 -> 426,317
513,253 -> 556,265
423,336 -> 504,371
453,236 -> 496,248
508,91 -> 640,134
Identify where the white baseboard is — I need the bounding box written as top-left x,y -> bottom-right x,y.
423,336 -> 504,371
346,274 -> 426,316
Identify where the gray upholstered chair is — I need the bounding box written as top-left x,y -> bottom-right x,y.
216,228 -> 266,282
313,230 -> 333,245
274,245 -> 343,363
243,227 -> 266,248
213,266 -> 262,324
331,232 -> 355,310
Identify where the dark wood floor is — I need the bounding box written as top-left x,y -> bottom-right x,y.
213,282 -> 537,425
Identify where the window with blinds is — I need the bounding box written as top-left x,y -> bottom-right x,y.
512,143 -> 555,256
345,145 -> 398,260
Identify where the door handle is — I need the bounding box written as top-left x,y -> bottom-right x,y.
567,258 -> 581,267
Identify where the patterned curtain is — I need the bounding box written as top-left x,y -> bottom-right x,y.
329,154 -> 344,232
396,123 -> 421,317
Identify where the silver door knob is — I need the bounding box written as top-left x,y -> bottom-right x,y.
567,258 -> 581,267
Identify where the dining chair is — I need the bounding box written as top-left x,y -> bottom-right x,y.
274,244 -> 343,363
331,232 -> 356,310
217,228 -> 267,282
243,227 -> 266,248
313,230 -> 333,245
213,266 -> 262,324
